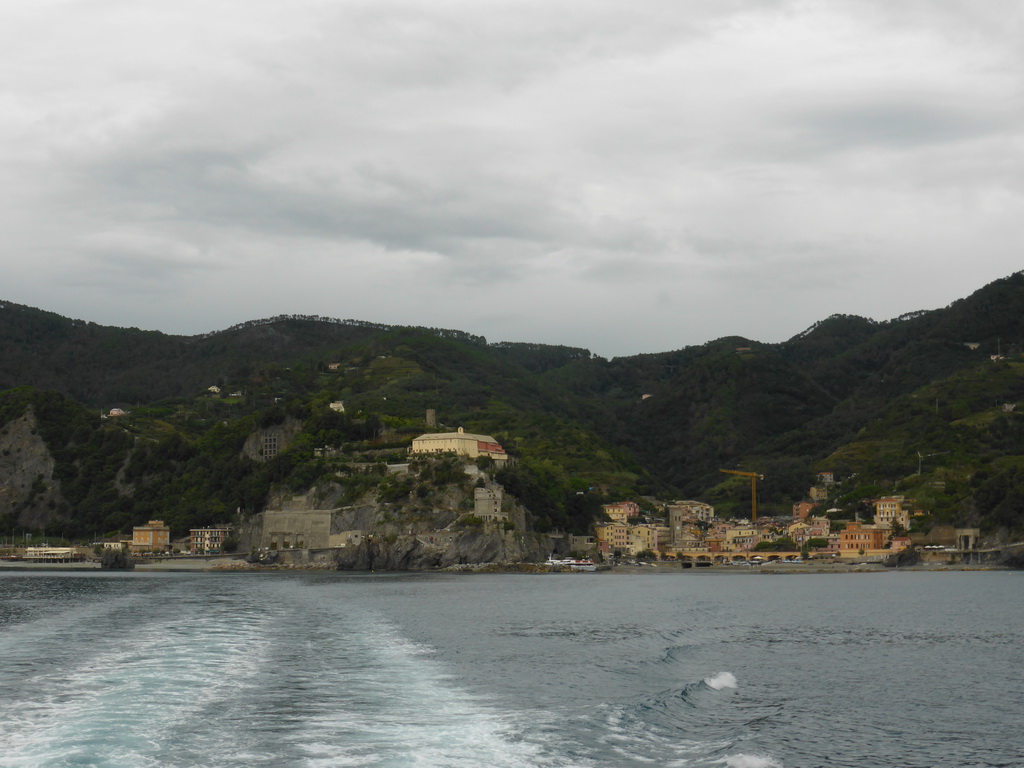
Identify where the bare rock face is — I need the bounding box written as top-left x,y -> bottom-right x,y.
882,547 -> 922,568
240,461 -> 554,571
1001,549 -> 1024,569
100,548 -> 133,569
333,530 -> 549,571
0,409 -> 64,529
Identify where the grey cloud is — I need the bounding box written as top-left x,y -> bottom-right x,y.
77,138 -> 673,292
82,147 -> 566,255
3,0 -> 1023,357
790,101 -> 1008,153
61,231 -> 218,293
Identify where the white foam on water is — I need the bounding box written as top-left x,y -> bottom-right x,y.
704,671 -> 738,690
293,613 -> 555,768
593,696 -> 737,768
718,754 -> 782,768
0,606 -> 272,768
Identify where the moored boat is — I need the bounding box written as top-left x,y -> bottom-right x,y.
544,556 -> 597,572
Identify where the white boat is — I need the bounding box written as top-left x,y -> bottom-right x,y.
545,556 -> 597,572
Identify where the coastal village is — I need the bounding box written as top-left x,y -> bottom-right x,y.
6,425 -> 984,568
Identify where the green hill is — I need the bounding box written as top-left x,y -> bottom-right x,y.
2,272 -> 1024,541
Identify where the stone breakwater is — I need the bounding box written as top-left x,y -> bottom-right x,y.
439,562 -> 608,573
210,561 -> 591,573
211,561 -> 338,571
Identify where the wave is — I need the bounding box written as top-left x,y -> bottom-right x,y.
533,671 -> 760,767
0,577 -> 555,768
0,588 -> 273,767
1,576 -> 795,768
704,671 -> 739,690
716,755 -> 782,768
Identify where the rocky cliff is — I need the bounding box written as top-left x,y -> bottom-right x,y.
332,529 -> 549,571
0,408 -> 65,529
238,458 -> 557,571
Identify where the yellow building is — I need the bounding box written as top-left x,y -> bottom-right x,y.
788,521 -> 809,539
595,522 -> 630,555
809,486 -> 830,502
132,520 -> 170,554
873,496 -> 910,530
602,501 -> 640,523
724,526 -> 758,552
410,427 -> 508,462
628,524 -> 659,555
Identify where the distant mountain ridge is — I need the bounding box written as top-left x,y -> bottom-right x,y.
0,302 -> 596,405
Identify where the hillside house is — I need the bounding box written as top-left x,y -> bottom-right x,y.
602,501 -> 641,523
809,485 -> 830,502
873,496 -> 910,530
792,501 -> 818,520
668,500 -> 715,524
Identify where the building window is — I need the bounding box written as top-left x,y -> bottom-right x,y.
263,435 -> 279,460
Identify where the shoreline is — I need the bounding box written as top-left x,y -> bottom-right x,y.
1,558 -> 1016,574
610,561 -> 1014,575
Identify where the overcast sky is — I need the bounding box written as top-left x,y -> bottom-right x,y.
2,1 -> 1022,357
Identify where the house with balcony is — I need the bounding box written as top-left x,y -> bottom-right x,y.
189,526 -> 233,555
873,496 -> 910,530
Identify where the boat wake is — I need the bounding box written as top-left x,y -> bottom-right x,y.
542,670 -> 781,767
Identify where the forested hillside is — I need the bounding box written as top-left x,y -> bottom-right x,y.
2,272 -> 1024,540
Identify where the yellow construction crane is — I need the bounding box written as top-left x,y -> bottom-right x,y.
719,469 -> 765,521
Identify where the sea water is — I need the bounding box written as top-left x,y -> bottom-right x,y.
0,569 -> 1021,767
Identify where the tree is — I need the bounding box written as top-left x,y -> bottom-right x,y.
754,536 -> 798,552
887,518 -> 907,548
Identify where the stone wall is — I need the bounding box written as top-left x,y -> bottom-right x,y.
255,509 -> 333,550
